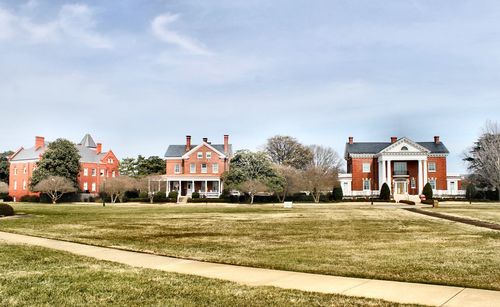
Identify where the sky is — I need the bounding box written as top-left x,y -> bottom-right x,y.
1,0 -> 499,173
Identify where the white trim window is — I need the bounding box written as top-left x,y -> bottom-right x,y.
410,177 -> 416,189
190,163 -> 196,174
23,166 -> 27,174
22,180 -> 26,190
197,152 -> 203,159
13,180 -> 17,190
174,164 -> 181,174
83,182 -> 88,191
428,162 -> 436,172
363,179 -> 371,191
206,152 -> 212,159
212,163 -> 219,173
91,183 -> 96,192
112,171 -> 116,178
100,169 -> 105,177
362,163 -> 370,173
201,163 -> 207,173
14,168 -> 17,175
108,158 -> 114,164
429,178 -> 437,190
92,169 -> 97,177
83,168 -> 88,176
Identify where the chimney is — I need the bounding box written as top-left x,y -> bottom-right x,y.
434,136 -> 440,144
185,135 -> 192,152
224,134 -> 229,154
96,143 -> 102,154
35,136 -> 45,148
348,136 -> 353,144
203,137 -> 208,143
391,136 -> 397,143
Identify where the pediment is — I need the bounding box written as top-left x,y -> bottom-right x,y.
380,137 -> 430,154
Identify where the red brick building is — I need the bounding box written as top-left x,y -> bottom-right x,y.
339,136 -> 464,200
8,134 -> 119,201
161,135 -> 232,198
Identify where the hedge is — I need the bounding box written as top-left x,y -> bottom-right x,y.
0,204 -> 15,216
399,200 -> 415,205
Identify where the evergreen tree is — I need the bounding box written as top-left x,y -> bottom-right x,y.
0,151 -> 13,184
30,139 -> 81,189
379,183 -> 391,200
332,186 -> 343,201
422,182 -> 433,200
466,184 -> 476,203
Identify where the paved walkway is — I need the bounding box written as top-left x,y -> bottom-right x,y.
1,231 -> 499,306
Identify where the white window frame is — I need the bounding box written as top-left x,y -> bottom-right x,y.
91,183 -> 96,192
83,168 -> 88,176
410,177 -> 416,189
100,169 -> 105,177
363,179 -> 370,191
174,164 -> 181,174
212,163 -> 219,173
108,158 -> 114,164
429,178 -> 437,190
92,169 -> 97,177
14,168 -> 17,175
13,180 -> 17,190
22,180 -> 26,190
23,167 -> 27,174
197,152 -> 203,159
201,163 -> 207,174
83,182 -> 88,191
190,163 -> 196,174
362,163 -> 370,173
428,162 -> 436,172
206,152 -> 212,159
112,171 -> 116,178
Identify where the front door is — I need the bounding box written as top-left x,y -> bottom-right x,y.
395,181 -> 407,194
187,182 -> 193,196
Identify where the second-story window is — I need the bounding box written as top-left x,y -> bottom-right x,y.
206,152 -> 212,159
362,163 -> 370,173
92,169 -> 97,176
108,158 -> 114,164
212,163 -> 219,173
174,164 -> 180,174
197,152 -> 203,159
190,163 -> 196,173
428,162 -> 436,172
201,163 -> 207,173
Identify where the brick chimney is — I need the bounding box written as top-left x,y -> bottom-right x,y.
35,136 -> 45,149
224,134 -> 229,154
348,136 -> 353,144
434,136 -> 440,144
391,136 -> 397,143
185,135 -> 192,152
96,143 -> 102,154
203,137 -> 208,143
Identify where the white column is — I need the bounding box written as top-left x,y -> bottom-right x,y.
386,159 -> 392,193
205,180 -> 208,193
380,158 -> 386,187
192,180 -> 195,193
423,160 -> 428,187
218,179 -> 221,196
178,180 -> 181,195
417,159 -> 423,194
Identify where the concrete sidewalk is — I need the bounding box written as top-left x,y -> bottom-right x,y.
1,231 -> 498,306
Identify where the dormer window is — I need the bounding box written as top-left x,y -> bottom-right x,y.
401,146 -> 408,151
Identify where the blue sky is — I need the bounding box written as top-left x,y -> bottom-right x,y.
1,0 -> 499,173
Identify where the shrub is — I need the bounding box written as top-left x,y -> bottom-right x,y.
332,186 -> 343,201
168,191 -> 179,199
139,191 -> 149,198
399,200 -> 415,205
421,199 -> 434,205
188,198 -> 228,203
466,184 -> 476,200
153,191 -> 167,203
19,195 -> 40,203
191,192 -> 200,199
0,204 -> 15,216
379,183 -> 391,201
1,195 -> 13,202
422,183 -> 433,200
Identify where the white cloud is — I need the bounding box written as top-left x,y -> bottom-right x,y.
0,3 -> 112,49
151,13 -> 211,55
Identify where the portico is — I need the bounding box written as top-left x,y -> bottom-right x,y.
164,176 -> 222,198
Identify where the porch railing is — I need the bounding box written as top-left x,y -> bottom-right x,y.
199,191 -> 220,198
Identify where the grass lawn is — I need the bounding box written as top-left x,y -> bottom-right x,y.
423,203 -> 500,224
0,244 -> 416,307
1,203 -> 499,291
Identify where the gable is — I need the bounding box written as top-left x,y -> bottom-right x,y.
182,143 -> 226,160
381,138 -> 430,154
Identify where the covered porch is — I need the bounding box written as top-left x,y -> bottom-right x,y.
162,176 -> 223,198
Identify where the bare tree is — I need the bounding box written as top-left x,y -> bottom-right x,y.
465,121 -> 500,200
0,182 -> 8,195
265,135 -> 313,170
300,145 -> 342,203
240,179 -> 269,204
32,176 -> 77,204
101,176 -> 136,203
269,165 -> 301,202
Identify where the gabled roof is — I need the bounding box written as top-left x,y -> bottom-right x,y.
79,134 -> 97,148
345,138 -> 449,156
9,144 -> 47,161
164,143 -> 232,158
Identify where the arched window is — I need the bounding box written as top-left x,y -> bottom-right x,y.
401,146 -> 409,151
